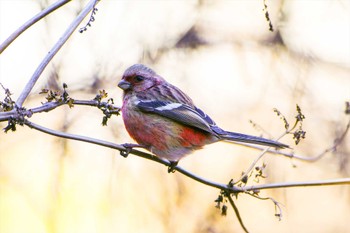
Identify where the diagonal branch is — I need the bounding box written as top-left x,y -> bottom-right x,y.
226,193 -> 249,233
24,119 -> 126,152
235,130 -> 290,184
0,0 -> 71,54
15,0 -> 100,107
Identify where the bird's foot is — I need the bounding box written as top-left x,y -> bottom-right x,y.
168,161 -> 178,173
120,143 -> 144,158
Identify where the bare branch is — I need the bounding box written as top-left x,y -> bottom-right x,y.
0,0 -> 71,54
79,1 -> 99,33
16,115 -> 350,233
24,119 -> 126,151
262,0 -> 274,32
235,117 -> 349,162
245,192 -> 283,221
29,99 -> 120,115
226,193 -> 249,233
22,120 -> 350,193
15,0 -> 100,107
249,178 -> 350,191
22,119 -> 234,190
235,131 -> 288,184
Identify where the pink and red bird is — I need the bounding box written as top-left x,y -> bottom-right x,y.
118,64 -> 287,166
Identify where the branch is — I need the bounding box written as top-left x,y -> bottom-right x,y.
249,178 -> 350,191
0,0 -> 71,54
2,96 -> 348,165
22,120 -> 350,192
226,192 -> 249,233
235,127 -> 292,184
2,68 -> 347,233
235,117 -> 349,162
1,93 -> 120,122
15,112 -> 350,233
22,119 -> 239,190
15,0 -> 100,107
30,99 -> 120,115
24,119 -> 126,151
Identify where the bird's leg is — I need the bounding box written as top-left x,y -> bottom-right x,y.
167,161 -> 179,173
120,143 -> 145,157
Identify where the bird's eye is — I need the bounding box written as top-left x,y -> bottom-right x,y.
134,75 -> 144,82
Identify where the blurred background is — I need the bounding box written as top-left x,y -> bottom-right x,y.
0,0 -> 349,232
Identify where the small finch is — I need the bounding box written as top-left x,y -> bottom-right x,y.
118,64 -> 288,168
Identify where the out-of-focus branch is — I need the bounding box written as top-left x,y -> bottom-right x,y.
235,116 -> 349,161
0,0 -> 71,54
250,178 -> 350,190
15,0 -> 100,107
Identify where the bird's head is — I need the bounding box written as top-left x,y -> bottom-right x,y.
118,64 -> 164,93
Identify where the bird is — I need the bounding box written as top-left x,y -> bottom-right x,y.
118,64 -> 288,170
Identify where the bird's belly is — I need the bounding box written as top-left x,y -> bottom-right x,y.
122,109 -> 216,161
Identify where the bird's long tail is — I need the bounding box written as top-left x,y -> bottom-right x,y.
220,131 -> 289,148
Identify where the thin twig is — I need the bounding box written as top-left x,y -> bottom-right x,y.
29,99 -> 120,115
226,192 -> 249,233
15,0 -> 100,107
235,118 -> 349,161
235,131 -> 286,184
0,0 -> 71,54
262,0 -> 274,32
245,192 -> 283,221
235,105 -> 313,183
234,147 -> 269,185
249,178 -> 350,190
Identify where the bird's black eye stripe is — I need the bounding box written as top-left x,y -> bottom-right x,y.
134,75 -> 144,82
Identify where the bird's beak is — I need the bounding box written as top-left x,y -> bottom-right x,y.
118,80 -> 131,91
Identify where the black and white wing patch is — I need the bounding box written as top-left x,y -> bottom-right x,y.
135,100 -> 219,134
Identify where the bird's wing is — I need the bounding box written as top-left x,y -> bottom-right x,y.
135,99 -> 220,134
134,100 -> 288,148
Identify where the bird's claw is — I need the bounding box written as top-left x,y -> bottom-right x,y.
167,161 -> 178,173
120,143 -> 138,158
120,143 -> 146,157
120,148 -> 131,158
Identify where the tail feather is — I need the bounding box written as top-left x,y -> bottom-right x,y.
220,131 -> 289,148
